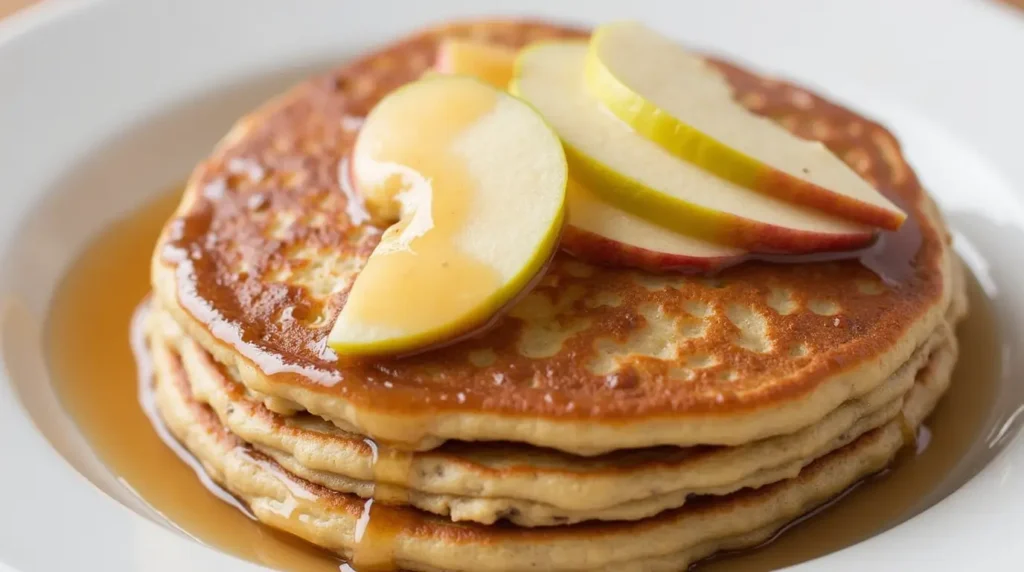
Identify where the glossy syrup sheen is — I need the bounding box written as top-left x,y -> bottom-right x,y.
341,79 -> 502,335
48,188 -> 998,571
352,439 -> 415,570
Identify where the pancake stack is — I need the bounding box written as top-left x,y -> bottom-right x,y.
139,20 -> 967,571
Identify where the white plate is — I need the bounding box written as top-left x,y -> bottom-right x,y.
2,0 -> 1024,570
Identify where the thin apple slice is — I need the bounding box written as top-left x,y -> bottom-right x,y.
586,21 -> 905,230
563,180 -> 745,272
328,76 -> 567,357
435,39 -> 517,88
512,41 -> 875,254
430,41 -> 743,273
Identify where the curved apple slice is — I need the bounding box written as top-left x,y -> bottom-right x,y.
328,76 -> 567,357
563,180 -> 745,273
512,41 -> 875,254
586,21 -> 905,230
435,39 -> 517,88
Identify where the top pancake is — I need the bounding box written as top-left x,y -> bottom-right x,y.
152,20 -> 955,454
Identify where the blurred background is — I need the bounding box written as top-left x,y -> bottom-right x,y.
2,0 -> 33,19
1,0 -> 31,19
2,0 -> 1024,22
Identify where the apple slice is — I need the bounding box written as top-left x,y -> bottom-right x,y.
586,21 -> 905,230
512,41 -> 875,254
429,41 -> 743,273
435,39 -> 517,88
328,76 -> 567,357
563,180 -> 745,272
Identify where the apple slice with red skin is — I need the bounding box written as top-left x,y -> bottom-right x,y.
512,41 -> 877,255
585,22 -> 905,230
563,180 -> 745,273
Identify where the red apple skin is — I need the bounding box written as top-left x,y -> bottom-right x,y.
560,224 -> 743,274
713,212 -> 878,254
755,168 -> 905,231
567,145 -> 879,255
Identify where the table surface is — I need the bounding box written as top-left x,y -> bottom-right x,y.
1,0 -> 34,20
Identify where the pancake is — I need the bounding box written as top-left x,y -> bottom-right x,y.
150,304 -> 952,526
151,20 -> 957,454
145,302 -> 960,571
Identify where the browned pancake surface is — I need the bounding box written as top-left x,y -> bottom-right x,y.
156,20 -> 948,424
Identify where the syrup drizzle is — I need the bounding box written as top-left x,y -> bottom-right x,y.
711,195 -> 922,286
338,155 -> 372,227
162,207 -> 343,387
334,78 -> 505,340
350,499 -> 411,572
363,438 -> 415,505
135,297 -> 412,571
132,301 -> 258,522
347,438 -> 416,570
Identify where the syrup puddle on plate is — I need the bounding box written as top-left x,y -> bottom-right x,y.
47,188 -> 1000,571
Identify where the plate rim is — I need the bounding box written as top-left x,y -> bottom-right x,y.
2,1 -> 1024,571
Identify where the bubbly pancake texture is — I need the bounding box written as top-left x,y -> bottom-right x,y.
145,304 -> 960,572
152,305 -> 946,526
152,20 -> 955,454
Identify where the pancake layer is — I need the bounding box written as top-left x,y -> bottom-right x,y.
151,20 -> 957,454
146,307 -> 960,571
151,305 -> 949,526
140,18 -> 969,570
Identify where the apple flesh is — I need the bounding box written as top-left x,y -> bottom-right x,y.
564,180 -> 745,272
328,76 -> 567,357
429,39 -> 742,273
512,42 -> 876,254
586,22 -> 905,230
434,39 -> 517,88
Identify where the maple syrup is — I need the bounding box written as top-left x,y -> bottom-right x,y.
336,78 -> 503,343
363,438 -> 415,505
350,439 -> 414,571
48,187 -> 1000,571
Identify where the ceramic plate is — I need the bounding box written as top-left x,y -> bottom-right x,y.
2,0 -> 1024,570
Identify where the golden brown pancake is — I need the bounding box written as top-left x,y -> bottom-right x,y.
150,304 -> 951,526
150,20 -> 956,455
145,302 -> 960,571
138,18 -> 972,570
